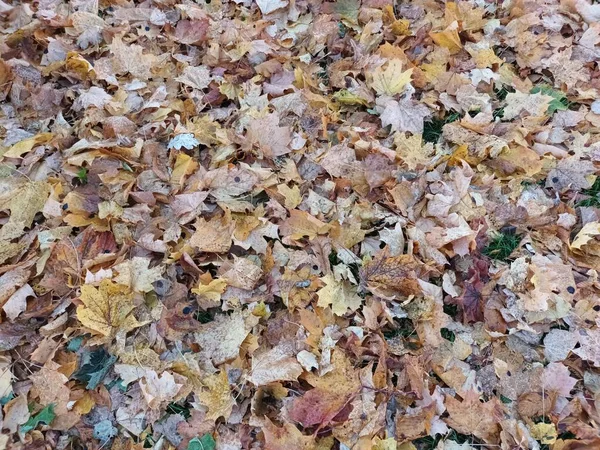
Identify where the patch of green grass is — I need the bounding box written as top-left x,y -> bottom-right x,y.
423,112 -> 462,144
483,231 -> 521,261
576,177 -> 600,208
492,107 -> 505,120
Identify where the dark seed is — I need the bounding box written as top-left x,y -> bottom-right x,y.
62,203 -> 69,210
594,305 -> 600,312
234,176 -> 240,182
552,177 -> 559,183
182,306 -> 192,314
567,286 -> 575,294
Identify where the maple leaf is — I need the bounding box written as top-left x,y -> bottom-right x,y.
190,211 -> 235,253
263,418 -> 316,450
249,343 -> 303,386
444,390 -> 504,443
77,280 -> 141,337
140,370 -> 183,410
360,253 -> 424,298
370,60 -> 413,96
194,310 -> 259,365
175,65 -> 212,91
316,274 -> 362,316
377,97 -> 431,134
0,180 -> 50,241
256,0 -> 289,15
113,257 -> 163,293
573,328 -> 600,367
196,370 -> 233,422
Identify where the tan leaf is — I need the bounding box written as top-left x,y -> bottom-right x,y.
197,370 -> 233,421
249,343 -> 303,386
316,274 -> 362,316
190,211 -> 235,253
263,418 -> 316,450
444,389 -> 503,443
195,310 -> 259,365
113,257 -> 163,293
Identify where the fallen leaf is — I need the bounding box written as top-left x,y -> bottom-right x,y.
113,257 -> 163,293
370,60 -> 413,96
316,274 -> 362,316
196,370 -> 233,421
444,390 -> 503,443
77,280 -> 141,337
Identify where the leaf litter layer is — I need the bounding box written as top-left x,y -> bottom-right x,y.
1,0 -> 600,449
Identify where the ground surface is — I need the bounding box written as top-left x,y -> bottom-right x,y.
1,0 -> 600,449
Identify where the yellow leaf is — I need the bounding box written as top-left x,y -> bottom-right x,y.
3,133 -> 53,158
430,26 -> 462,54
191,277 -> 227,302
73,392 -> 96,415
197,370 -> 233,422
0,181 -> 51,241
530,422 -> 557,445
370,59 -> 413,96
316,274 -> 362,316
571,222 -> 600,252
390,19 -> 410,36
171,153 -> 198,186
375,438 -> 401,450
277,184 -> 302,209
77,280 -> 140,337
65,51 -> 95,80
